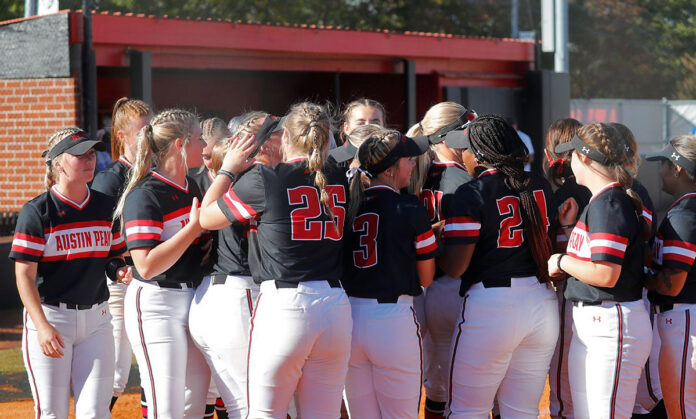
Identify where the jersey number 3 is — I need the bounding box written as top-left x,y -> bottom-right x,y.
288,185 -> 346,241
496,190 -> 549,248
352,213 -> 379,268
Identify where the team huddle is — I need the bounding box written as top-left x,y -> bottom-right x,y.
9,96 -> 696,419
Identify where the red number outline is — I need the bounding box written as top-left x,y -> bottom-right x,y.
352,212 -> 379,268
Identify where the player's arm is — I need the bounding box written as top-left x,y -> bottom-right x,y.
645,267 -> 688,296
549,254 -> 621,288
438,243 -> 476,278
200,133 -> 256,230
129,198 -> 204,280
15,260 -> 64,358
416,259 -> 435,287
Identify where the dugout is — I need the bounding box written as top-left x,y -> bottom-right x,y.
0,10 -> 569,307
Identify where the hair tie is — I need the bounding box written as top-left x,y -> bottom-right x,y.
146,124 -> 159,153
418,121 -> 424,133
346,166 -> 373,181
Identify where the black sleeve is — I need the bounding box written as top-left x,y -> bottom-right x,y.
217,166 -> 266,225
123,188 -> 164,250
655,208 -> 696,272
91,171 -> 122,198
443,183 -> 482,245
586,196 -> 633,265
9,203 -> 45,262
407,197 -> 441,260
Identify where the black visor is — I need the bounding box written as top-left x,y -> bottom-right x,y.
646,143 -> 696,177
413,109 -> 477,149
248,115 -> 284,159
364,133 -> 428,176
42,130 -> 105,162
329,141 -> 359,163
554,135 -> 611,165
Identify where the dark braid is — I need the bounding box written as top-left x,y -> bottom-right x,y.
468,114 -> 554,283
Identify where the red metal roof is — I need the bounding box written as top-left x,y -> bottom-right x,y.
61,10 -> 535,86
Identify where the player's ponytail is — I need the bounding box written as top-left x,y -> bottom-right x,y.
347,131 -> 399,222
468,114 -> 554,283
43,127 -> 82,189
544,118 -> 581,187
579,122 -> 649,240
111,97 -> 152,161
284,102 -> 335,224
113,109 -> 198,223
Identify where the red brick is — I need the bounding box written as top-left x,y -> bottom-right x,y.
15,88 -> 30,95
4,80 -> 21,88
38,80 -> 54,87
22,96 -> 38,103
6,96 -> 21,103
30,88 -> 47,95
23,80 -> 38,88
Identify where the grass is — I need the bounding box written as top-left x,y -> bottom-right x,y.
0,348 -> 23,374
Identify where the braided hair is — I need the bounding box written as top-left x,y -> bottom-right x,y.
468,114 -> 554,282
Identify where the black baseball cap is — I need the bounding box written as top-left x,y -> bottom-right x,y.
646,143 -> 696,177
329,140 -> 359,163
248,115 -> 284,159
42,130 -> 105,163
554,134 -> 611,165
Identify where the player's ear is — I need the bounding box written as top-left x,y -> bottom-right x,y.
173,137 -> 184,151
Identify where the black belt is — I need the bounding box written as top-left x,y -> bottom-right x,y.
44,300 -> 106,310
212,274 -> 228,285
274,279 -> 342,289
376,296 -> 399,304
156,281 -> 195,289
572,300 -> 603,307
657,303 -> 674,313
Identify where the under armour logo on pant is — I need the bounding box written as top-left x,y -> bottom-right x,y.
593,316 -> 601,322
102,309 -> 107,315
666,318 -> 672,324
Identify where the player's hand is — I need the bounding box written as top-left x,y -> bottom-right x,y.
547,253 -> 566,278
117,266 -> 133,285
189,197 -> 201,228
37,323 -> 65,358
432,220 -> 446,240
221,133 -> 256,175
558,198 -> 579,227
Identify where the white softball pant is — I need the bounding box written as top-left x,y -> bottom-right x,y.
124,281 -> 210,419
657,304 -> 696,418
549,287 -> 574,419
23,302 -> 115,419
107,280 -> 132,398
633,292 -> 662,414
189,274 -> 259,418
344,295 -> 423,419
423,276 -> 463,410
447,276 -> 559,419
247,280 -> 352,419
569,299 -> 652,419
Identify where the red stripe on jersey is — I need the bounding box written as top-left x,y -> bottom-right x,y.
150,170 -> 189,192
124,220 -> 164,229
51,186 -> 91,209
589,233 -> 628,245
43,220 -> 112,234
575,221 -> 589,232
11,245 -> 43,256
127,233 -> 161,242
40,250 -> 110,261
14,232 -> 45,244
444,229 -> 478,238
223,188 -> 257,222
591,246 -> 625,258
163,205 -> 192,222
415,230 -> 435,243
416,241 -> 438,255
664,253 -> 695,265
664,240 -> 696,252
567,252 -> 590,261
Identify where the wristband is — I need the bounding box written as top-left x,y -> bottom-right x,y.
217,169 -> 236,182
560,224 -> 575,229
106,258 -> 127,282
557,254 -> 566,274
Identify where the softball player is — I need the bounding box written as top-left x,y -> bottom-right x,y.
645,136 -> 696,418
542,118 -> 589,419
116,109 -> 210,419
440,115 -> 559,418
549,122 -> 652,419
190,113 -> 283,418
405,102 -> 477,419
11,128 -> 129,418
189,117 -> 231,195
329,98 -> 386,165
91,97 -> 152,411
200,102 -> 352,419
341,129 -> 437,419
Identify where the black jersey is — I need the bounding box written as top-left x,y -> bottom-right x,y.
551,176 -> 591,252
91,156 -> 133,198
343,185 -> 441,300
419,161 -> 473,223
444,168 -> 555,294
188,166 -> 215,195
122,171 -> 206,285
564,183 -> 644,303
9,187 -> 126,305
218,157 -> 348,284
651,192 -> 696,304
633,178 -> 655,236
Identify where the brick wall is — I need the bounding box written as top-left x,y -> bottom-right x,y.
0,78 -> 81,211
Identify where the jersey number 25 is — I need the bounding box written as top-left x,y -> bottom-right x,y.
288,185 -> 346,241
496,190 -> 549,248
